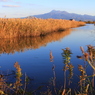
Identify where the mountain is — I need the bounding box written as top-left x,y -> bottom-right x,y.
27,10 -> 95,21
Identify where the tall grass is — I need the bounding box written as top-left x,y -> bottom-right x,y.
0,45 -> 95,95
0,18 -> 85,38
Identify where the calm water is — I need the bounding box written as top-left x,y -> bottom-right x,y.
0,24 -> 95,91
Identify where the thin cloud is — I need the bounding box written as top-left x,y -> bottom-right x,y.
0,0 -> 11,2
0,0 -> 7,1
2,5 -> 20,7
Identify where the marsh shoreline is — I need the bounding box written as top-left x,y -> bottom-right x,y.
0,18 -> 85,38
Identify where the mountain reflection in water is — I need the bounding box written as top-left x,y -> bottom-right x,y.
0,29 -> 71,54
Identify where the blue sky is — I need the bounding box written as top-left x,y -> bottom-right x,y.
0,0 -> 95,18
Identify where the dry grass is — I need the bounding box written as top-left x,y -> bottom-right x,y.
0,18 -> 85,38
0,29 -> 71,54
0,45 -> 95,95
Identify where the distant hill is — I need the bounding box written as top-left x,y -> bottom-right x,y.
26,10 -> 95,21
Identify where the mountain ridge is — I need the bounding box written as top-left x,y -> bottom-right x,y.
27,10 -> 95,21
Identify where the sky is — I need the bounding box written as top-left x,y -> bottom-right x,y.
0,0 -> 95,18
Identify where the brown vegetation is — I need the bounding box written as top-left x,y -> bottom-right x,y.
0,18 -> 85,38
0,29 -> 71,54
0,45 -> 95,94
85,21 -> 95,24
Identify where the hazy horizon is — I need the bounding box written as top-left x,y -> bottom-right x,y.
0,0 -> 95,18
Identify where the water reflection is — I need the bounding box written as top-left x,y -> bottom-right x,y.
0,29 -> 71,54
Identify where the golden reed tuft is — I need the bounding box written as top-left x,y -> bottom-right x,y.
0,18 -> 85,38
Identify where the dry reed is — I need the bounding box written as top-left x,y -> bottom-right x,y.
0,29 -> 71,54
0,18 -> 85,38
0,45 -> 95,94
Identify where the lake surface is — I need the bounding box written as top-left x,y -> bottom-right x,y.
0,24 -> 95,92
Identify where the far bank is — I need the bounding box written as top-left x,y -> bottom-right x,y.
0,18 -> 85,38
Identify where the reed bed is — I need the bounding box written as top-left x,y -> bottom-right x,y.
0,18 -> 85,38
0,29 -> 71,54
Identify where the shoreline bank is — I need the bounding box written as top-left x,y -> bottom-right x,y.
0,18 -> 85,38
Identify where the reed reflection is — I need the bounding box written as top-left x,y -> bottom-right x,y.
0,29 -> 71,54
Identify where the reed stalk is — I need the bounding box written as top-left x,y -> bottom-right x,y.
0,18 -> 85,38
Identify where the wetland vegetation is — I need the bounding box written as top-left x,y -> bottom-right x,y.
0,45 -> 95,95
85,21 -> 95,24
0,18 -> 94,95
0,18 -> 85,38
0,29 -> 71,54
